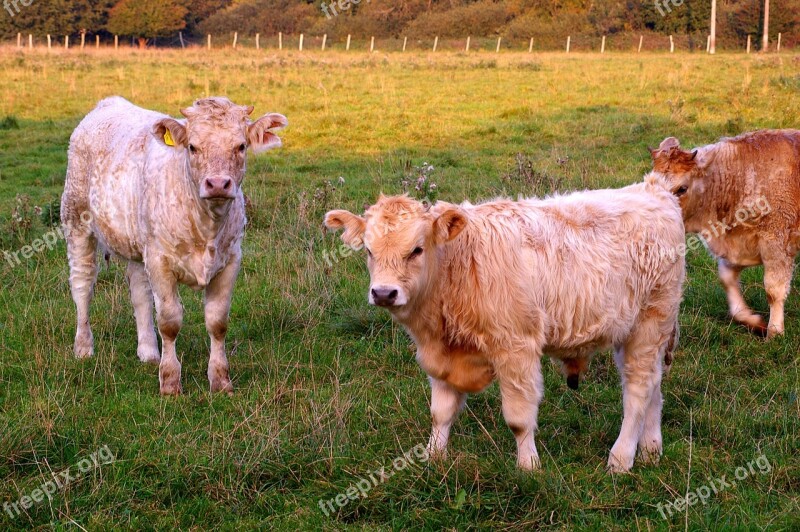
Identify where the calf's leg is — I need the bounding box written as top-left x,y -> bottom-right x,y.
65,224 -> 98,359
497,351 -> 544,470
718,260 -> 767,335
761,251 -> 793,339
426,377 -> 466,458
204,259 -> 240,394
149,268 -> 183,395
608,316 -> 666,473
126,262 -> 160,364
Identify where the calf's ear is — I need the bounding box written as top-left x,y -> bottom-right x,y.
154,118 -> 187,148
433,208 -> 467,244
324,210 -> 366,249
247,113 -> 288,154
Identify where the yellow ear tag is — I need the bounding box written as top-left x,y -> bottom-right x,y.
163,129 -> 175,147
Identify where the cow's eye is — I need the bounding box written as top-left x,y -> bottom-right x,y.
238,144 -> 246,153
409,247 -> 423,259
188,144 -> 198,154
675,185 -> 689,197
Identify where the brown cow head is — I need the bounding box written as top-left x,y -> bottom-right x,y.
153,97 -> 287,201
324,195 -> 467,316
648,137 -> 706,219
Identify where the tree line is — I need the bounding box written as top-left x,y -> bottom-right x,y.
2,0 -> 798,50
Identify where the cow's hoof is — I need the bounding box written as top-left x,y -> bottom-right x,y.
607,453 -> 634,474
160,382 -> 182,396
137,345 -> 161,365
210,378 -> 233,395
517,455 -> 541,471
765,326 -> 784,340
743,315 -> 768,337
638,445 -> 662,465
74,340 -> 94,359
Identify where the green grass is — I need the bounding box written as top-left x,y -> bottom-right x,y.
0,47 -> 798,530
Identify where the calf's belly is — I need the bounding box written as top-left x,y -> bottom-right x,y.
419,349 -> 495,394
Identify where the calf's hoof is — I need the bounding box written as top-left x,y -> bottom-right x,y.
159,365 -> 182,396
517,454 -> 541,471
210,377 -> 233,395
160,382 -> 183,396
73,331 -> 94,359
637,444 -> 662,466
741,315 -> 768,337
137,344 -> 161,365
607,452 -> 634,474
766,326 -> 784,340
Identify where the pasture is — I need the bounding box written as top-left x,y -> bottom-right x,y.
0,47 -> 798,529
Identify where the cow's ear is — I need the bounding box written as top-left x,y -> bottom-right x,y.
433,208 -> 467,244
324,210 -> 366,249
247,113 -> 288,154
154,118 -> 187,148
658,137 -> 681,151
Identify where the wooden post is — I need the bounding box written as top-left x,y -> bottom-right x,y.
466,36 -> 471,52
432,36 -> 438,52
96,35 -> 100,48
496,36 -> 501,53
279,32 -> 282,50
17,33 -> 21,48
322,34 -> 327,51
346,34 -> 351,51
207,34 -> 211,50
762,0 -> 769,52
566,35 -> 571,53
670,35 -> 674,53
80,32 -> 85,49
528,37 -> 533,53
601,35 -> 606,54
256,33 -> 260,50
65,35 -> 69,49
638,35 -> 643,53
179,31 -> 185,49
47,34 -> 51,50
747,35 -> 751,54
370,36 -> 375,53
233,32 -> 238,49
28,34 -> 32,49
706,35 -> 711,53
299,33 -> 304,51
402,36 -> 407,52
709,0 -> 716,54
777,32 -> 782,52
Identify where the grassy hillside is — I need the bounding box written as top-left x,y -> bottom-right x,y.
0,47 -> 798,530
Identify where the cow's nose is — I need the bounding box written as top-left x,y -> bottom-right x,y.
203,177 -> 233,197
371,287 -> 398,307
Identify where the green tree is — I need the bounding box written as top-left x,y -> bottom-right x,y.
107,0 -> 188,49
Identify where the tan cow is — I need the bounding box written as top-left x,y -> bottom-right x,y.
61,96 -> 287,395
648,131 -> 798,337
324,179 -> 684,472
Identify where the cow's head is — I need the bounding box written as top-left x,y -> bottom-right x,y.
648,137 -> 708,219
153,97 -> 287,201
324,195 -> 467,316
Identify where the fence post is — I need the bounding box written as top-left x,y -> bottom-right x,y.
566,35 -> 571,53
17,33 -> 21,48
601,35 -> 606,54
115,35 -> 119,50
638,35 -> 643,53
370,36 -> 375,52
322,34 -> 327,51
179,31 -> 185,49
433,36 -> 438,52
233,32 -> 238,49
65,35 -> 69,49
80,32 -> 85,49
496,36 -> 501,53
528,37 -> 533,53
747,35 -> 751,54
96,35 -> 100,48
28,34 -> 32,49
402,36 -> 407,52
669,35 -> 674,53
466,36 -> 470,52
279,32 -> 282,50
207,34 -> 211,50
47,34 -> 51,50
255,33 -> 260,50
299,33 -> 304,51
706,35 -> 710,53
777,32 -> 782,52
346,34 -> 351,51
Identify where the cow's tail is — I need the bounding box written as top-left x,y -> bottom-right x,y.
663,318 -> 679,376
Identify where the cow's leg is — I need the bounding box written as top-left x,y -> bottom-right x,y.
149,269 -> 183,395
638,376 -> 664,465
761,253 -> 793,339
497,351 -> 544,470
126,261 -> 160,364
718,259 -> 766,335
65,224 -> 98,359
426,377 -> 466,458
608,317 -> 665,473
204,258 -> 240,394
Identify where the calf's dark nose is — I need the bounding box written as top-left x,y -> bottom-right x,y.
371,287 -> 398,307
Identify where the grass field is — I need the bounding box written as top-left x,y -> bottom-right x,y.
0,47 -> 798,530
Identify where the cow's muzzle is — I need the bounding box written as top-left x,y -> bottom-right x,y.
369,285 -> 405,307
200,177 -> 236,199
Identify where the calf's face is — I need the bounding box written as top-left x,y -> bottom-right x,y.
153,97 -> 287,201
324,196 -> 466,313
648,137 -> 705,219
